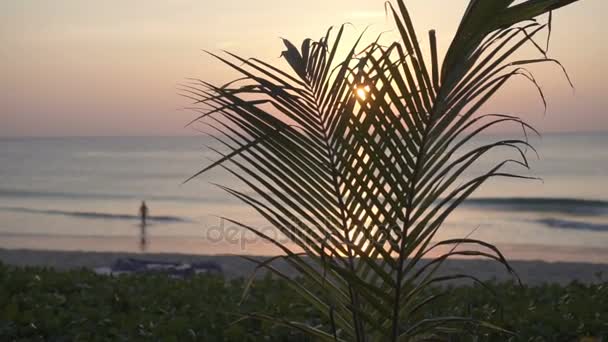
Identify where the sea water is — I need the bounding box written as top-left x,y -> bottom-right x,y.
0,134 -> 606,262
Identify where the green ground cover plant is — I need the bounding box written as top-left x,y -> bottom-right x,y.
1,264 -> 606,341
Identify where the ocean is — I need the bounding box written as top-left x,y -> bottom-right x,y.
0,134 -> 607,262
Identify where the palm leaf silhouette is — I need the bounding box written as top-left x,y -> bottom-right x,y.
183,0 -> 580,340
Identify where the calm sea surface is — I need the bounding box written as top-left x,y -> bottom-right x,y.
0,134 -> 607,262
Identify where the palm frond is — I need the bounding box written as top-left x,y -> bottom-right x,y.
184,0 -> 581,340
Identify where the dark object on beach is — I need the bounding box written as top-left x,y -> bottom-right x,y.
109,258 -> 223,277
139,201 -> 148,226
139,201 -> 148,251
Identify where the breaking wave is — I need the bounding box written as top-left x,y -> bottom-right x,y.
0,207 -> 190,223
465,197 -> 608,216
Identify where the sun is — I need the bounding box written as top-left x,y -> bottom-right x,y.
354,85 -> 370,100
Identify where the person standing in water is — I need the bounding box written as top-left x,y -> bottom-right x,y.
139,201 -> 148,251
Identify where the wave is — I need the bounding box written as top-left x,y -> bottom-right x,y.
536,218 -> 608,232
0,207 -> 191,223
0,188 -> 220,203
2,188 -> 607,218
465,197 -> 608,216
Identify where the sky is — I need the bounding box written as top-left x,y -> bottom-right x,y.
0,0 -> 606,137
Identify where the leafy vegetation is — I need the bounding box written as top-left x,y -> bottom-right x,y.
183,0 -> 583,339
1,264 -> 606,341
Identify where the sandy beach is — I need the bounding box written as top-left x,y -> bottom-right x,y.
1,248 -> 607,286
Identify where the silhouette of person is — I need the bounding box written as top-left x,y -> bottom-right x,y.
140,201 -> 148,226
139,201 -> 148,251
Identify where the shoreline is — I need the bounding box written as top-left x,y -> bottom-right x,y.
2,234 -> 608,264
1,248 -> 607,285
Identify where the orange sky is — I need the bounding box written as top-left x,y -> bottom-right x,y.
0,0 -> 606,136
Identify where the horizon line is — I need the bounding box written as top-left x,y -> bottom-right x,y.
1,130 -> 607,140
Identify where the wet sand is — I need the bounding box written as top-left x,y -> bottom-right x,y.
1,248 -> 607,285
